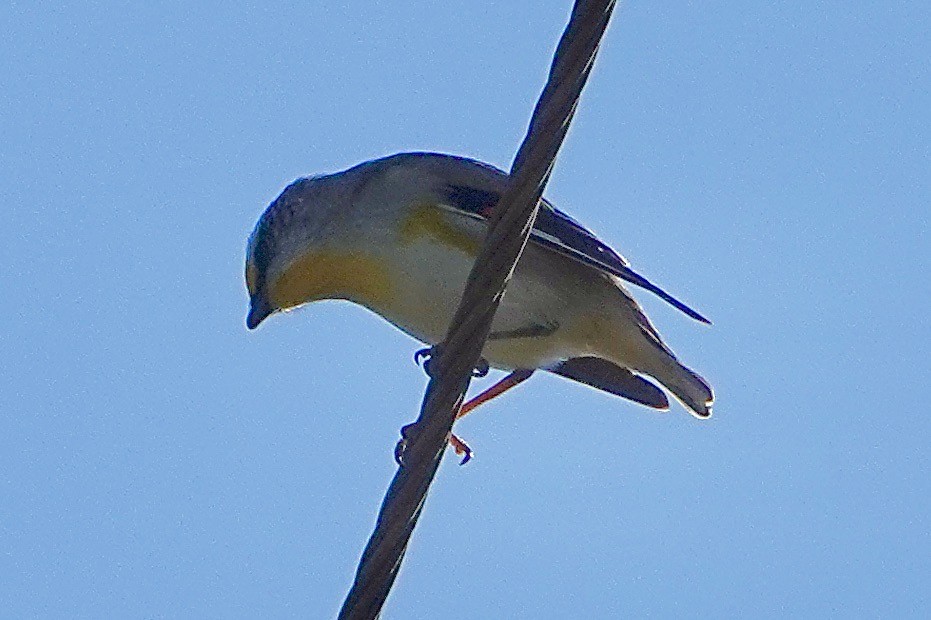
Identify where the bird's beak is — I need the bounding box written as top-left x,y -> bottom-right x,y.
246,294 -> 274,330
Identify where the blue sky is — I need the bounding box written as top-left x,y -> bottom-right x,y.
2,1 -> 929,617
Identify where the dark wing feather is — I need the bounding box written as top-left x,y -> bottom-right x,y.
532,206 -> 711,324
442,184 -> 710,324
551,357 -> 669,410
444,184 -> 500,217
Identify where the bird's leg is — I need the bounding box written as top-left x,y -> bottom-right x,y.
447,369 -> 534,465
456,369 -> 535,421
410,346 -> 532,465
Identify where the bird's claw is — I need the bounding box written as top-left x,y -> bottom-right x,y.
413,347 -> 432,369
414,346 -> 489,379
450,433 -> 473,466
394,422 -> 474,466
472,358 -> 490,378
413,346 -> 438,376
394,422 -> 417,466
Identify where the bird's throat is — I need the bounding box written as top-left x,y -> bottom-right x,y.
269,249 -> 393,310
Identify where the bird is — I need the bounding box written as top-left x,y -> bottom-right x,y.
245,152 -> 713,460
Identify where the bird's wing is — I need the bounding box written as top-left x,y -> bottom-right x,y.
440,184 -> 711,324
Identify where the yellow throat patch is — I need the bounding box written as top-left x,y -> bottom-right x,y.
269,249 -> 392,310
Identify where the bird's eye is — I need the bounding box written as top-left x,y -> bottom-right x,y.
245,262 -> 259,297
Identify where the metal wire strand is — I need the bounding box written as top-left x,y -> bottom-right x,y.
338,2 -> 616,618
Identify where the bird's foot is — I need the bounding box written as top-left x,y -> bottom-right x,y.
394,423 -> 414,466
413,346 -> 489,378
412,347 -> 436,376
394,422 -> 474,466
449,433 -> 473,465
472,359 -> 490,378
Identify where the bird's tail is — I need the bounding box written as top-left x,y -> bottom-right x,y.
574,301 -> 714,418
657,359 -> 714,418
613,318 -> 714,418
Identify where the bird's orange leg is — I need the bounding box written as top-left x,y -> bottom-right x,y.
450,369 -> 534,464
456,368 -> 535,420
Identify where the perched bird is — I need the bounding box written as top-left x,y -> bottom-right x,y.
245,152 -> 713,457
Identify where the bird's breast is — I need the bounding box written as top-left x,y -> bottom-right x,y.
384,208 -> 479,344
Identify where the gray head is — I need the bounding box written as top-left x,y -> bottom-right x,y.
245,175 -> 349,328
244,153 -> 503,329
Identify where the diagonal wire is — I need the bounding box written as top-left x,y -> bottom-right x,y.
338,2 -> 616,618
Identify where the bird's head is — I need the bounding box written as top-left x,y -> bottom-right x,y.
245,176 -> 340,329
244,167 -> 395,330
